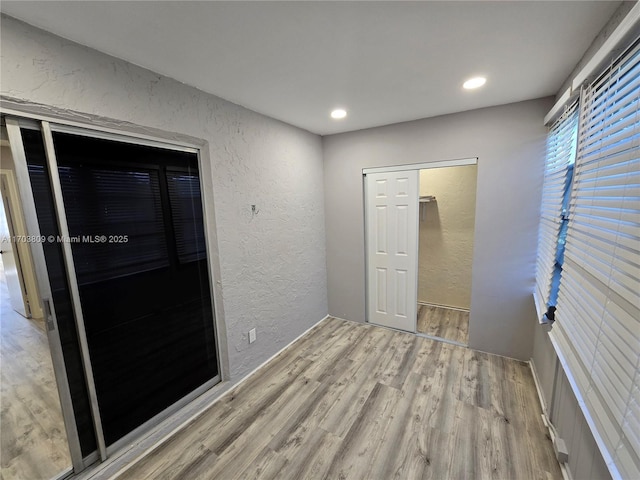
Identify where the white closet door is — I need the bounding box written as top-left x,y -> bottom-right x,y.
365,170 -> 418,332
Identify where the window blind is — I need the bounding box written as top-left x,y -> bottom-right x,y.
549,40 -> 640,480
59,165 -> 169,284
535,101 -> 579,316
166,170 -> 206,264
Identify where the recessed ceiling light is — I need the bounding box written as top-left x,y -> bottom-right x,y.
331,109 -> 347,119
463,77 -> 487,90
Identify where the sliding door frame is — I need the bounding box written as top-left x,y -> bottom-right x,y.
2,109 -> 226,474
5,117 -> 87,472
40,121 -> 108,461
362,157 -> 478,334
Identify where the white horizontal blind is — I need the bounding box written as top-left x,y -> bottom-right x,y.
550,40 -> 640,480
535,102 -> 579,315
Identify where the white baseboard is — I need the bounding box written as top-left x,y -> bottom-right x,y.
560,460 -> 574,480
81,314 -> 332,480
529,357 -> 549,418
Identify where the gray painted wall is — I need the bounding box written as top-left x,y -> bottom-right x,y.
555,1 -> 636,100
323,98 -> 553,360
530,5 -> 637,479
0,15 -> 328,380
532,324 -> 611,480
551,362 -> 611,480
531,323 -> 556,413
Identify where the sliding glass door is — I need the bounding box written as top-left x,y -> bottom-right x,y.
8,119 -> 219,471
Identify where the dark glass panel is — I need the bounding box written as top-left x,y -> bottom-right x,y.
51,132 -> 218,446
166,170 -> 206,264
21,128 -> 98,457
58,166 -> 169,284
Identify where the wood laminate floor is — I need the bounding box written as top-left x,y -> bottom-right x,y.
121,317 -> 561,480
0,269 -> 71,480
417,304 -> 469,345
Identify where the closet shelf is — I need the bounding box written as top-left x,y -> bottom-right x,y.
419,196 -> 436,221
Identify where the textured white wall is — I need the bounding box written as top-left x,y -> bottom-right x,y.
418,165 -> 477,309
323,98 -> 553,360
0,15 -> 328,380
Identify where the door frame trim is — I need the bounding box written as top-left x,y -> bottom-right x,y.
41,118 -> 226,459
363,157 -> 479,332
1,105 -> 203,152
2,107 -> 229,475
35,117 -> 228,377
362,157 -> 477,175
0,168 -> 33,317
1,99 -> 230,383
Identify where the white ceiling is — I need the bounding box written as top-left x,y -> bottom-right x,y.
1,1 -> 620,135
